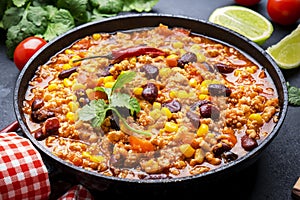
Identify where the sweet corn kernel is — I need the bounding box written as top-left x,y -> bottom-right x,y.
65,49 -> 74,54
172,41 -> 184,49
248,113 -> 264,125
199,86 -> 209,95
197,123 -> 209,137
196,52 -> 206,62
179,144 -> 195,158
153,102 -> 161,110
72,83 -> 86,91
133,87 -> 143,96
149,109 -> 161,120
82,151 -> 91,158
129,57 -> 137,65
66,112 -> 76,122
234,69 -> 242,76
159,67 -> 172,77
198,94 -> 209,100
169,90 -> 177,98
189,78 -> 198,88
103,75 -> 115,83
89,155 -> 104,163
164,122 -> 178,132
63,78 -> 74,87
201,80 -> 212,87
69,55 -> 81,65
161,107 -> 172,119
104,81 -> 115,88
246,67 -> 255,74
68,101 -> 79,112
48,83 -> 57,91
92,33 -> 101,40
177,90 -> 190,98
62,63 -> 72,70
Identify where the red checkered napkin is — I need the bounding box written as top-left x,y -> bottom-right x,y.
0,132 -> 51,200
57,184 -> 94,200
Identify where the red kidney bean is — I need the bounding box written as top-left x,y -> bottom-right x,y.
142,83 -> 158,103
42,117 -> 60,136
31,98 -> 44,111
241,135 -> 258,151
178,52 -> 197,67
31,110 -> 55,123
208,84 -> 232,97
163,99 -> 181,113
141,64 -> 159,79
222,151 -> 238,162
214,63 -> 235,73
212,142 -> 231,157
58,66 -> 78,79
186,111 -> 200,128
200,103 -> 220,119
32,128 -> 45,141
190,100 -> 211,111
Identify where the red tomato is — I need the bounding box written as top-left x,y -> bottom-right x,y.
267,0 -> 300,25
234,0 -> 261,6
13,36 -> 47,71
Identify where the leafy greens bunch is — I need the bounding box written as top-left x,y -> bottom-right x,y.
78,71 -> 152,137
0,0 -> 159,58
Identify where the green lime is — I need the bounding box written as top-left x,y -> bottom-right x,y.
208,6 -> 273,45
266,24 -> 300,69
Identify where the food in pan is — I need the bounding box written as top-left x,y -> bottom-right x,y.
22,24 -> 280,180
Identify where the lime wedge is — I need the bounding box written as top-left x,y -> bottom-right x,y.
208,6 -> 273,45
266,24 -> 300,69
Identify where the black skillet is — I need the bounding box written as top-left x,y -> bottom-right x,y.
11,13 -> 288,195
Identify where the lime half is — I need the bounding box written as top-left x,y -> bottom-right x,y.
209,6 -> 273,45
266,24 -> 300,69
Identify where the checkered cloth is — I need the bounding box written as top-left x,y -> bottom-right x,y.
0,132 -> 93,200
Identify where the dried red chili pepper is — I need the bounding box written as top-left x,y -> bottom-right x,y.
59,46 -> 167,79
111,46 -> 168,63
73,46 -> 168,64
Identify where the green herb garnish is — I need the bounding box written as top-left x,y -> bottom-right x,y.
78,71 -> 151,137
287,82 -> 300,106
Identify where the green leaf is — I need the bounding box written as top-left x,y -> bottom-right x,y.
2,7 -> 24,30
42,7 -> 75,41
123,0 -> 159,12
57,0 -> 90,24
96,0 -> 124,14
287,82 -> 300,106
110,92 -> 131,108
129,97 -> 141,115
112,71 -> 136,93
78,99 -> 107,121
12,0 -> 28,7
95,86 -> 112,97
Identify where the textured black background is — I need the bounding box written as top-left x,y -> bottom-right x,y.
0,0 -> 299,199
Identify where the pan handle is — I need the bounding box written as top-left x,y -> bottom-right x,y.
0,120 -> 20,133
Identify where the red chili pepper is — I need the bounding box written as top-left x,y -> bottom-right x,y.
111,46 -> 168,63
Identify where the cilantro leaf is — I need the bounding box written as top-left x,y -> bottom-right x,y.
78,71 -> 151,137
112,71 -> 136,93
287,82 -> 300,106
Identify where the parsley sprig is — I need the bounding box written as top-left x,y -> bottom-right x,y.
287,82 -> 300,106
78,71 -> 152,137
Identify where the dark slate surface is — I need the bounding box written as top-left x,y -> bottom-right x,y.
0,0 -> 299,199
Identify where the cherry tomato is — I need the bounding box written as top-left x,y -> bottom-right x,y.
13,36 -> 47,71
234,0 -> 261,6
267,0 -> 300,25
